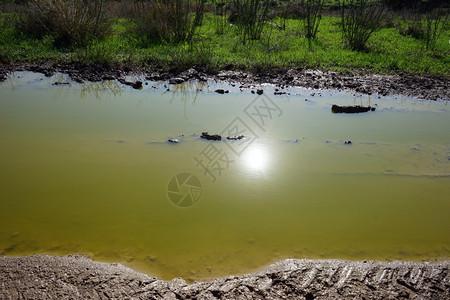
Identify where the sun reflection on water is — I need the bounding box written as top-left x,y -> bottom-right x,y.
242,145 -> 269,172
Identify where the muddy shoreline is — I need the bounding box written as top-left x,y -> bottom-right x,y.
0,255 -> 448,299
1,62 -> 449,101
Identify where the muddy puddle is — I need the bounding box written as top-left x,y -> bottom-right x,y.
0,72 -> 449,282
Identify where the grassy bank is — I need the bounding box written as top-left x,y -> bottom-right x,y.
0,1 -> 449,77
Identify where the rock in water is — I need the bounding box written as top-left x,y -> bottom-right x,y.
226,135 -> 245,140
201,132 -> 222,141
169,78 -> 185,84
332,105 -> 375,113
214,89 -> 229,94
132,81 -> 143,90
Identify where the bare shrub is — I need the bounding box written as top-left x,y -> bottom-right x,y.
231,0 -> 270,43
300,0 -> 323,39
132,0 -> 206,44
277,0 -> 300,30
16,0 -> 109,47
424,8 -> 448,50
341,0 -> 388,51
211,0 -> 230,35
104,0 -> 136,19
397,3 -> 448,50
397,10 -> 425,39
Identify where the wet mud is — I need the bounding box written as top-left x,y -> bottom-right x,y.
1,63 -> 449,100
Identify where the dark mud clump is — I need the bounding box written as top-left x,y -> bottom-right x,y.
1,63 -> 449,101
0,255 -> 448,300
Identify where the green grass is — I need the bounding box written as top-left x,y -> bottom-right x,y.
1,12 -> 449,77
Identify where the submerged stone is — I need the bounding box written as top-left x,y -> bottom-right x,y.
285,138 -> 299,143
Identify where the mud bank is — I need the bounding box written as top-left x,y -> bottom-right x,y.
1,63 -> 449,101
0,255 -> 448,299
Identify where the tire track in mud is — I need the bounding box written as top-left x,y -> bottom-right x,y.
1,255 -> 448,299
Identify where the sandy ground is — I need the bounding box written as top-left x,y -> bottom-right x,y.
0,255 -> 448,299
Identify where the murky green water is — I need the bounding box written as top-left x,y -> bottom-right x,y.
1,72 -> 449,282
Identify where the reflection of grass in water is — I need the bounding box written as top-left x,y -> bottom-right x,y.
80,80 -> 122,100
352,94 -> 372,107
168,80 -> 209,119
170,80 -> 209,103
